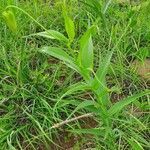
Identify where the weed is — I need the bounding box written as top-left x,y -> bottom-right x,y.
1,0 -> 150,149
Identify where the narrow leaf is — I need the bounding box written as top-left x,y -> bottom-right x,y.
39,46 -> 80,72
61,82 -> 90,99
70,128 -> 105,136
68,100 -> 97,119
108,90 -> 150,116
92,51 -> 113,90
81,0 -> 101,14
2,10 -> 17,32
25,30 -> 68,43
92,51 -> 113,106
78,26 -> 94,76
62,4 -> 75,42
128,137 -> 144,150
103,0 -> 112,14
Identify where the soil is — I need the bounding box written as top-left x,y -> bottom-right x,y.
131,59 -> 150,80
51,117 -> 98,150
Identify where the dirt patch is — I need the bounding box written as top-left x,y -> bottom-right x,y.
131,59 -> 150,80
51,117 -> 98,150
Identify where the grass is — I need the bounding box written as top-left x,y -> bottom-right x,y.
0,0 -> 150,149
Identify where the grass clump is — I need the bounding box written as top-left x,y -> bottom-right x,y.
0,0 -> 150,149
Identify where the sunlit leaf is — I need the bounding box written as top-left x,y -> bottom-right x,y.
78,26 -> 95,77
2,10 -> 17,32
39,46 -> 80,72
25,30 -> 68,43
62,3 -> 75,42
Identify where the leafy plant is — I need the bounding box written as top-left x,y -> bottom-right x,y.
38,6 -> 149,149
2,1 -> 150,149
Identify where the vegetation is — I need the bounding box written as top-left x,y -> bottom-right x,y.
0,0 -> 150,149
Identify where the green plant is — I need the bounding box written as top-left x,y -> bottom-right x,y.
1,1 -> 150,149
39,3 -> 149,149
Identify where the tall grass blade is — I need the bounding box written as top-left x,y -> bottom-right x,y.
103,0 -> 112,14
67,100 -> 97,119
92,51 -> 113,106
108,90 -> 150,116
81,0 -> 101,13
61,82 -> 90,99
92,51 -> 113,90
128,137 -> 144,150
70,128 -> 105,136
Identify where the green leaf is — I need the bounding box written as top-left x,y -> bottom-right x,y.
39,46 -> 80,72
134,47 -> 149,61
108,90 -> 150,116
128,137 -> 144,150
92,51 -> 113,90
70,128 -> 105,136
58,99 -> 80,108
92,51 -> 113,106
7,131 -> 17,150
62,4 -> 75,42
78,26 -> 94,76
25,30 -> 68,43
2,10 -> 17,32
83,0 -> 101,13
103,0 -> 112,14
65,16 -> 75,42
68,100 -> 97,119
61,82 -> 90,99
